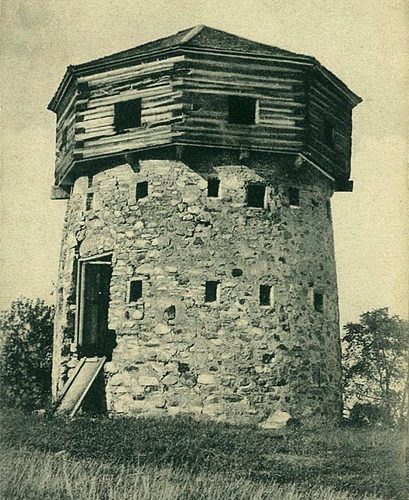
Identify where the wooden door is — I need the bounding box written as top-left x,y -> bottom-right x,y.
80,261 -> 113,357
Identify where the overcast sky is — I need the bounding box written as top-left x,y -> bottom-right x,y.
1,0 -> 408,326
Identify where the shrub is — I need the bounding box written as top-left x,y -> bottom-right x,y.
0,298 -> 54,410
349,403 -> 392,427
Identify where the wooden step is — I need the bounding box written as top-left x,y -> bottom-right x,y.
54,357 -> 106,417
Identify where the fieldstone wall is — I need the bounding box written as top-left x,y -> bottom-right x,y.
53,151 -> 342,423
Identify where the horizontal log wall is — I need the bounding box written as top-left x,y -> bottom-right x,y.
175,54 -> 307,152
55,56 -> 187,185
306,70 -> 353,180
53,51 -> 354,187
55,85 -> 78,185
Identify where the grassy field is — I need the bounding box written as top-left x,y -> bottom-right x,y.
0,409 -> 407,499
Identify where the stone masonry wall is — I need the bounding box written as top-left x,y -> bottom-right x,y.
53,152 -> 342,423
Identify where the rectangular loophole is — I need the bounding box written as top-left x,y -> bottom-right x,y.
228,96 -> 256,124
207,178 -> 220,198
259,285 -> 272,306
114,99 -> 142,132
289,187 -> 300,207
85,192 -> 94,211
314,291 -> 324,313
205,281 -> 219,303
129,280 -> 142,302
136,181 -> 148,200
246,183 -> 266,208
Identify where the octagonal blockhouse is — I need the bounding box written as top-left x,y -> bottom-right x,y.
50,26 -> 361,423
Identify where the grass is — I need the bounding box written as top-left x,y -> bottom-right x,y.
0,408 -> 407,499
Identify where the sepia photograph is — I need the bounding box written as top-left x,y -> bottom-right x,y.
0,1 -> 408,498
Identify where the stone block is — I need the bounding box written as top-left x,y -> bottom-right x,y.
139,376 -> 159,387
197,373 -> 216,385
259,410 -> 292,430
155,323 -> 171,335
203,403 -> 224,417
162,374 -> 179,386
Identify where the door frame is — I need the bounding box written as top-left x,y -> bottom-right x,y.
75,252 -> 112,351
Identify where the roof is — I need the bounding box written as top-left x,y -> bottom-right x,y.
77,25 -> 302,69
49,25 -> 361,112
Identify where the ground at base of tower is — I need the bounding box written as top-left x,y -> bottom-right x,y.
1,407 -> 406,500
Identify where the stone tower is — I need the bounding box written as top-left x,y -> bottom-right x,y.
49,26 -> 361,423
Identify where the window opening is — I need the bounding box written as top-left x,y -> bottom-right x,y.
207,178 -> 220,198
314,291 -> 324,313
228,96 -> 256,125
85,192 -> 94,211
205,281 -> 219,303
87,175 -> 93,189
114,99 -> 142,132
129,280 -> 143,302
136,181 -> 148,200
289,187 -> 300,207
246,183 -> 266,208
259,284 -> 272,306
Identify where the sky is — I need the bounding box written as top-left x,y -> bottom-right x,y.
1,0 -> 408,326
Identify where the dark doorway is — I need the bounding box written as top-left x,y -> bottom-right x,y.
79,256 -> 116,360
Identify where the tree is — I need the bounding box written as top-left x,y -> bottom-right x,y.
0,298 -> 54,410
342,308 -> 409,425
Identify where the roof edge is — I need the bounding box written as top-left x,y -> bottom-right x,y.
48,43 -> 361,113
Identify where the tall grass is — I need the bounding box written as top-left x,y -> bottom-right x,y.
0,409 -> 407,499
0,446 -> 381,500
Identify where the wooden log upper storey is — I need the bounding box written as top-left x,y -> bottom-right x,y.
49,26 -> 361,196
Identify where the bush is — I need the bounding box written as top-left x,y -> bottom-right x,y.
0,298 -> 54,410
349,403 -> 393,427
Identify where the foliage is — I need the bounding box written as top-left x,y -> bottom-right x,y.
349,403 -> 391,427
0,298 -> 54,410
0,408 -> 407,499
342,308 -> 409,424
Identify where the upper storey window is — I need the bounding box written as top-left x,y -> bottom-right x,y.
228,96 -> 257,125
114,99 -> 142,132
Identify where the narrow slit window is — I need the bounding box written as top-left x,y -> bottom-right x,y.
129,280 -> 143,302
259,285 -> 272,306
323,119 -> 335,149
228,96 -> 256,125
314,291 -> 324,313
205,281 -> 219,303
289,187 -> 300,207
136,181 -> 148,200
85,192 -> 94,211
246,183 -> 266,208
114,99 -> 142,132
207,178 -> 220,198
87,175 -> 93,189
